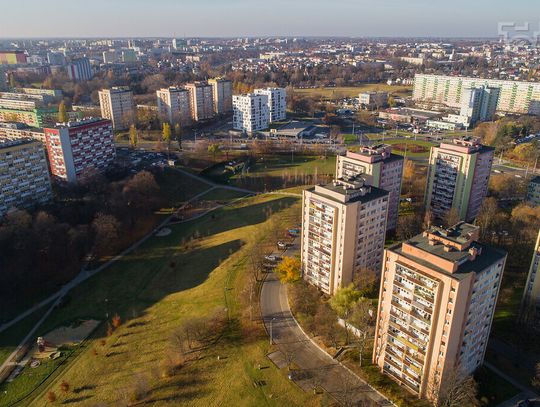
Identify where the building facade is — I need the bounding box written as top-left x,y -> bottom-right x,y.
459,86 -> 500,126
0,97 -> 57,128
208,78 -> 233,114
336,146 -> 403,231
254,87 -> 286,122
0,139 -> 53,216
521,229 -> 540,330
425,138 -> 494,222
0,122 -> 44,142
44,119 -> 116,183
359,91 -> 389,108
232,94 -> 270,134
185,82 -> 214,121
156,87 -> 192,126
98,87 -> 135,130
301,176 -> 389,295
0,51 -> 27,65
527,176 -> 540,207
373,223 -> 506,400
413,74 -> 540,116
67,58 -> 93,81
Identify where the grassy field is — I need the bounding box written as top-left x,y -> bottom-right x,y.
293,84 -> 412,100
1,193 -> 319,407
383,139 -> 435,157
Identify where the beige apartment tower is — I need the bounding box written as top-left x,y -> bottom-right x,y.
301,176 -> 389,295
185,82 -> 214,121
373,223 -> 506,401
425,137 -> 494,222
156,87 -> 192,126
336,146 -> 404,231
208,78 -> 233,114
98,87 -> 135,130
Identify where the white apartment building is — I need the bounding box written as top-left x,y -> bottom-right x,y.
208,78 -> 233,114
156,87 -> 192,126
459,86 -> 500,126
232,94 -> 270,134
254,87 -> 286,122
301,176 -> 389,295
185,82 -> 214,121
413,74 -> 540,116
0,139 -> 53,216
98,87 -> 135,130
373,223 -> 506,401
336,146 -> 404,231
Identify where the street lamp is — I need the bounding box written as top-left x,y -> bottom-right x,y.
269,317 -> 276,345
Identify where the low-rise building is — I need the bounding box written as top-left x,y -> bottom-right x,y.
359,91 -> 389,108
0,139 -> 53,216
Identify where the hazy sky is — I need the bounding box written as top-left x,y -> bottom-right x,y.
1,0 -> 537,38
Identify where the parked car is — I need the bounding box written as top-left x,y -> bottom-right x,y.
264,254 -> 282,262
277,241 -> 288,250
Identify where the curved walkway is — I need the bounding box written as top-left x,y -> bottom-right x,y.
260,271 -> 393,406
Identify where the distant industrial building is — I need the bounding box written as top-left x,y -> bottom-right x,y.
301,176 -> 389,295
0,139 -> 52,216
425,138 -> 493,222
44,118 -> 116,183
336,145 -> 404,231
98,87 -> 135,130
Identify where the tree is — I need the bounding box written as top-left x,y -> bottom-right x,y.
58,101 -> 67,123
476,197 -> 499,240
162,122 -> 172,156
46,390 -> 57,403
348,297 -> 373,367
91,213 -> 121,257
423,208 -> 434,230
111,313 -> 122,329
314,303 -> 339,348
330,284 -> 362,344
444,207 -> 461,228
174,123 -> 182,150
129,124 -> 138,149
275,256 -> 301,283
207,143 -> 221,160
434,369 -> 479,407
59,380 -> 70,393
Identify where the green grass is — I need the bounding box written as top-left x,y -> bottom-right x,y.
383,139 -> 436,157
293,84 -> 412,100
1,194 -> 318,407
342,134 -> 358,145
475,366 -> 520,407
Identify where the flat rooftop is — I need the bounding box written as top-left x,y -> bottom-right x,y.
310,176 -> 389,204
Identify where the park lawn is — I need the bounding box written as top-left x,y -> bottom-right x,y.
293,84 -> 412,100
342,134 -> 358,145
383,139 -> 436,158
475,366 -> 520,407
245,154 -> 336,178
2,194 -> 318,407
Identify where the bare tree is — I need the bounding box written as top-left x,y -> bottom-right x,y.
429,368 -> 479,407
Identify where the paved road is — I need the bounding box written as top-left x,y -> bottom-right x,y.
260,245 -> 392,406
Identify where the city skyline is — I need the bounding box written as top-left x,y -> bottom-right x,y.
0,0 -> 537,38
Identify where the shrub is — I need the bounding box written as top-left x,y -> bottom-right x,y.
59,380 -> 70,392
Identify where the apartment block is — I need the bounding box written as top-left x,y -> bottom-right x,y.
521,229 -> 540,330
373,223 -> 506,400
336,146 -> 403,231
99,87 -> 135,130
44,118 -> 116,183
254,87 -> 286,122
0,97 -> 57,128
527,176 -> 540,207
0,139 -> 53,216
156,87 -> 192,126
233,93 -> 270,134
208,78 -> 233,114
413,74 -> 540,116
425,137 -> 494,222
0,122 -> 45,142
185,82 -> 214,121
359,91 -> 389,108
459,86 -> 500,126
301,176 -> 389,295
67,58 -> 93,82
